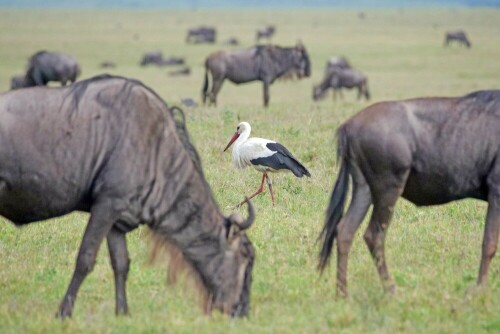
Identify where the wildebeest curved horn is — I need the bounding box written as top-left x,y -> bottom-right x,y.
238,198 -> 255,230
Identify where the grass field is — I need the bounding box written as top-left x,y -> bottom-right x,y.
0,7 -> 500,334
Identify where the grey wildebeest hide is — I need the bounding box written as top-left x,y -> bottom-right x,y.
313,67 -> 370,101
444,30 -> 471,48
186,26 -> 216,44
202,43 -> 311,107
23,51 -> 81,87
0,75 -> 256,318
256,25 -> 275,42
318,90 -> 500,298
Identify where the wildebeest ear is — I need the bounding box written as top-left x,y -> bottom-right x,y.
296,39 -> 304,50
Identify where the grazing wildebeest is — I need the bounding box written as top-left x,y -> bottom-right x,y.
444,30 -> 471,48
256,25 -> 275,42
318,90 -> 500,298
23,51 -> 81,87
100,61 -> 117,69
140,52 -> 184,66
202,43 -> 311,107
326,56 -> 351,72
168,67 -> 191,77
223,37 -> 240,46
10,75 -> 25,89
0,75 -> 256,318
313,68 -> 370,101
186,26 -> 216,44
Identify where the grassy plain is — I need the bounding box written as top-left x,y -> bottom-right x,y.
0,7 -> 499,334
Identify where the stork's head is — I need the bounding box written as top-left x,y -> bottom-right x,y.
224,122 -> 251,152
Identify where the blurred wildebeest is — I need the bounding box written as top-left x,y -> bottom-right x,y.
313,68 -> 370,101
256,25 -> 275,42
10,75 -> 25,90
223,37 -> 240,46
23,51 -> 81,87
100,61 -> 116,69
0,75 -> 256,318
326,56 -> 352,73
181,98 -> 198,108
140,52 -> 184,66
168,67 -> 191,77
318,90 -> 500,298
444,30 -> 471,48
202,43 -> 311,107
186,26 -> 216,44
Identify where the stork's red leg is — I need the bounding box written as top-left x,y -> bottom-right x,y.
238,173 -> 267,207
266,174 -> 275,206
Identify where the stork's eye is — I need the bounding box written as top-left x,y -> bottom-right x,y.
237,126 -> 240,130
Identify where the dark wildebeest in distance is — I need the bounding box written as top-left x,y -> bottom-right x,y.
202,43 -> 311,107
140,51 -> 185,66
0,75 -> 256,318
23,51 -> 81,87
10,75 -> 25,89
326,56 -> 352,73
168,67 -> 191,77
181,98 -> 198,108
186,26 -> 216,44
256,25 -> 275,42
313,68 -> 370,101
100,61 -> 117,69
223,37 -> 240,46
318,90 -> 500,298
444,30 -> 471,48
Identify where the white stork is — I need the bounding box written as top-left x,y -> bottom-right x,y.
223,121 -> 311,206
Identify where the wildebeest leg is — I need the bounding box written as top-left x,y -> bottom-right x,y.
477,189 -> 500,285
263,81 -> 270,107
210,76 -> 225,107
336,165 -> 372,298
57,201 -> 118,319
363,178 -> 407,294
357,85 -> 362,100
107,227 -> 130,315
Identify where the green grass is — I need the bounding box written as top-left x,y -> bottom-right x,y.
1,8 -> 499,334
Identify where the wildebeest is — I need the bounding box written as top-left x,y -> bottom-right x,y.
181,98 -> 198,108
10,75 -> 25,89
313,68 -> 370,101
140,51 -> 184,66
186,26 -> 216,44
168,67 -> 191,77
444,30 -> 471,48
223,37 -> 240,46
318,90 -> 500,298
202,43 -> 311,107
100,61 -> 117,69
23,51 -> 81,87
326,56 -> 351,72
0,75 -> 256,318
256,25 -> 275,42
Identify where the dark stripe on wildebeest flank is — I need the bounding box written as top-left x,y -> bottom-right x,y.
250,142 -> 311,177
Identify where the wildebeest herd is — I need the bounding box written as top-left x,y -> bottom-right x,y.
2,20 -> 498,323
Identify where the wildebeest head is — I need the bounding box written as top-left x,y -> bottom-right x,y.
313,84 -> 327,101
292,42 -> 311,78
214,201 -> 256,317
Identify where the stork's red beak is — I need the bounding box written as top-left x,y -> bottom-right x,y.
224,132 -> 240,152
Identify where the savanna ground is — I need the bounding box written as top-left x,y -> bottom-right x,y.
0,7 -> 499,334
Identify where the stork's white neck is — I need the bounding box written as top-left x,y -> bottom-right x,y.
233,124 -> 251,150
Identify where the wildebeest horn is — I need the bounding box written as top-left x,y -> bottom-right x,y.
239,198 -> 255,230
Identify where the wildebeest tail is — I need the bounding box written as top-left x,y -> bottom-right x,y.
318,126 -> 350,272
202,60 -> 209,104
